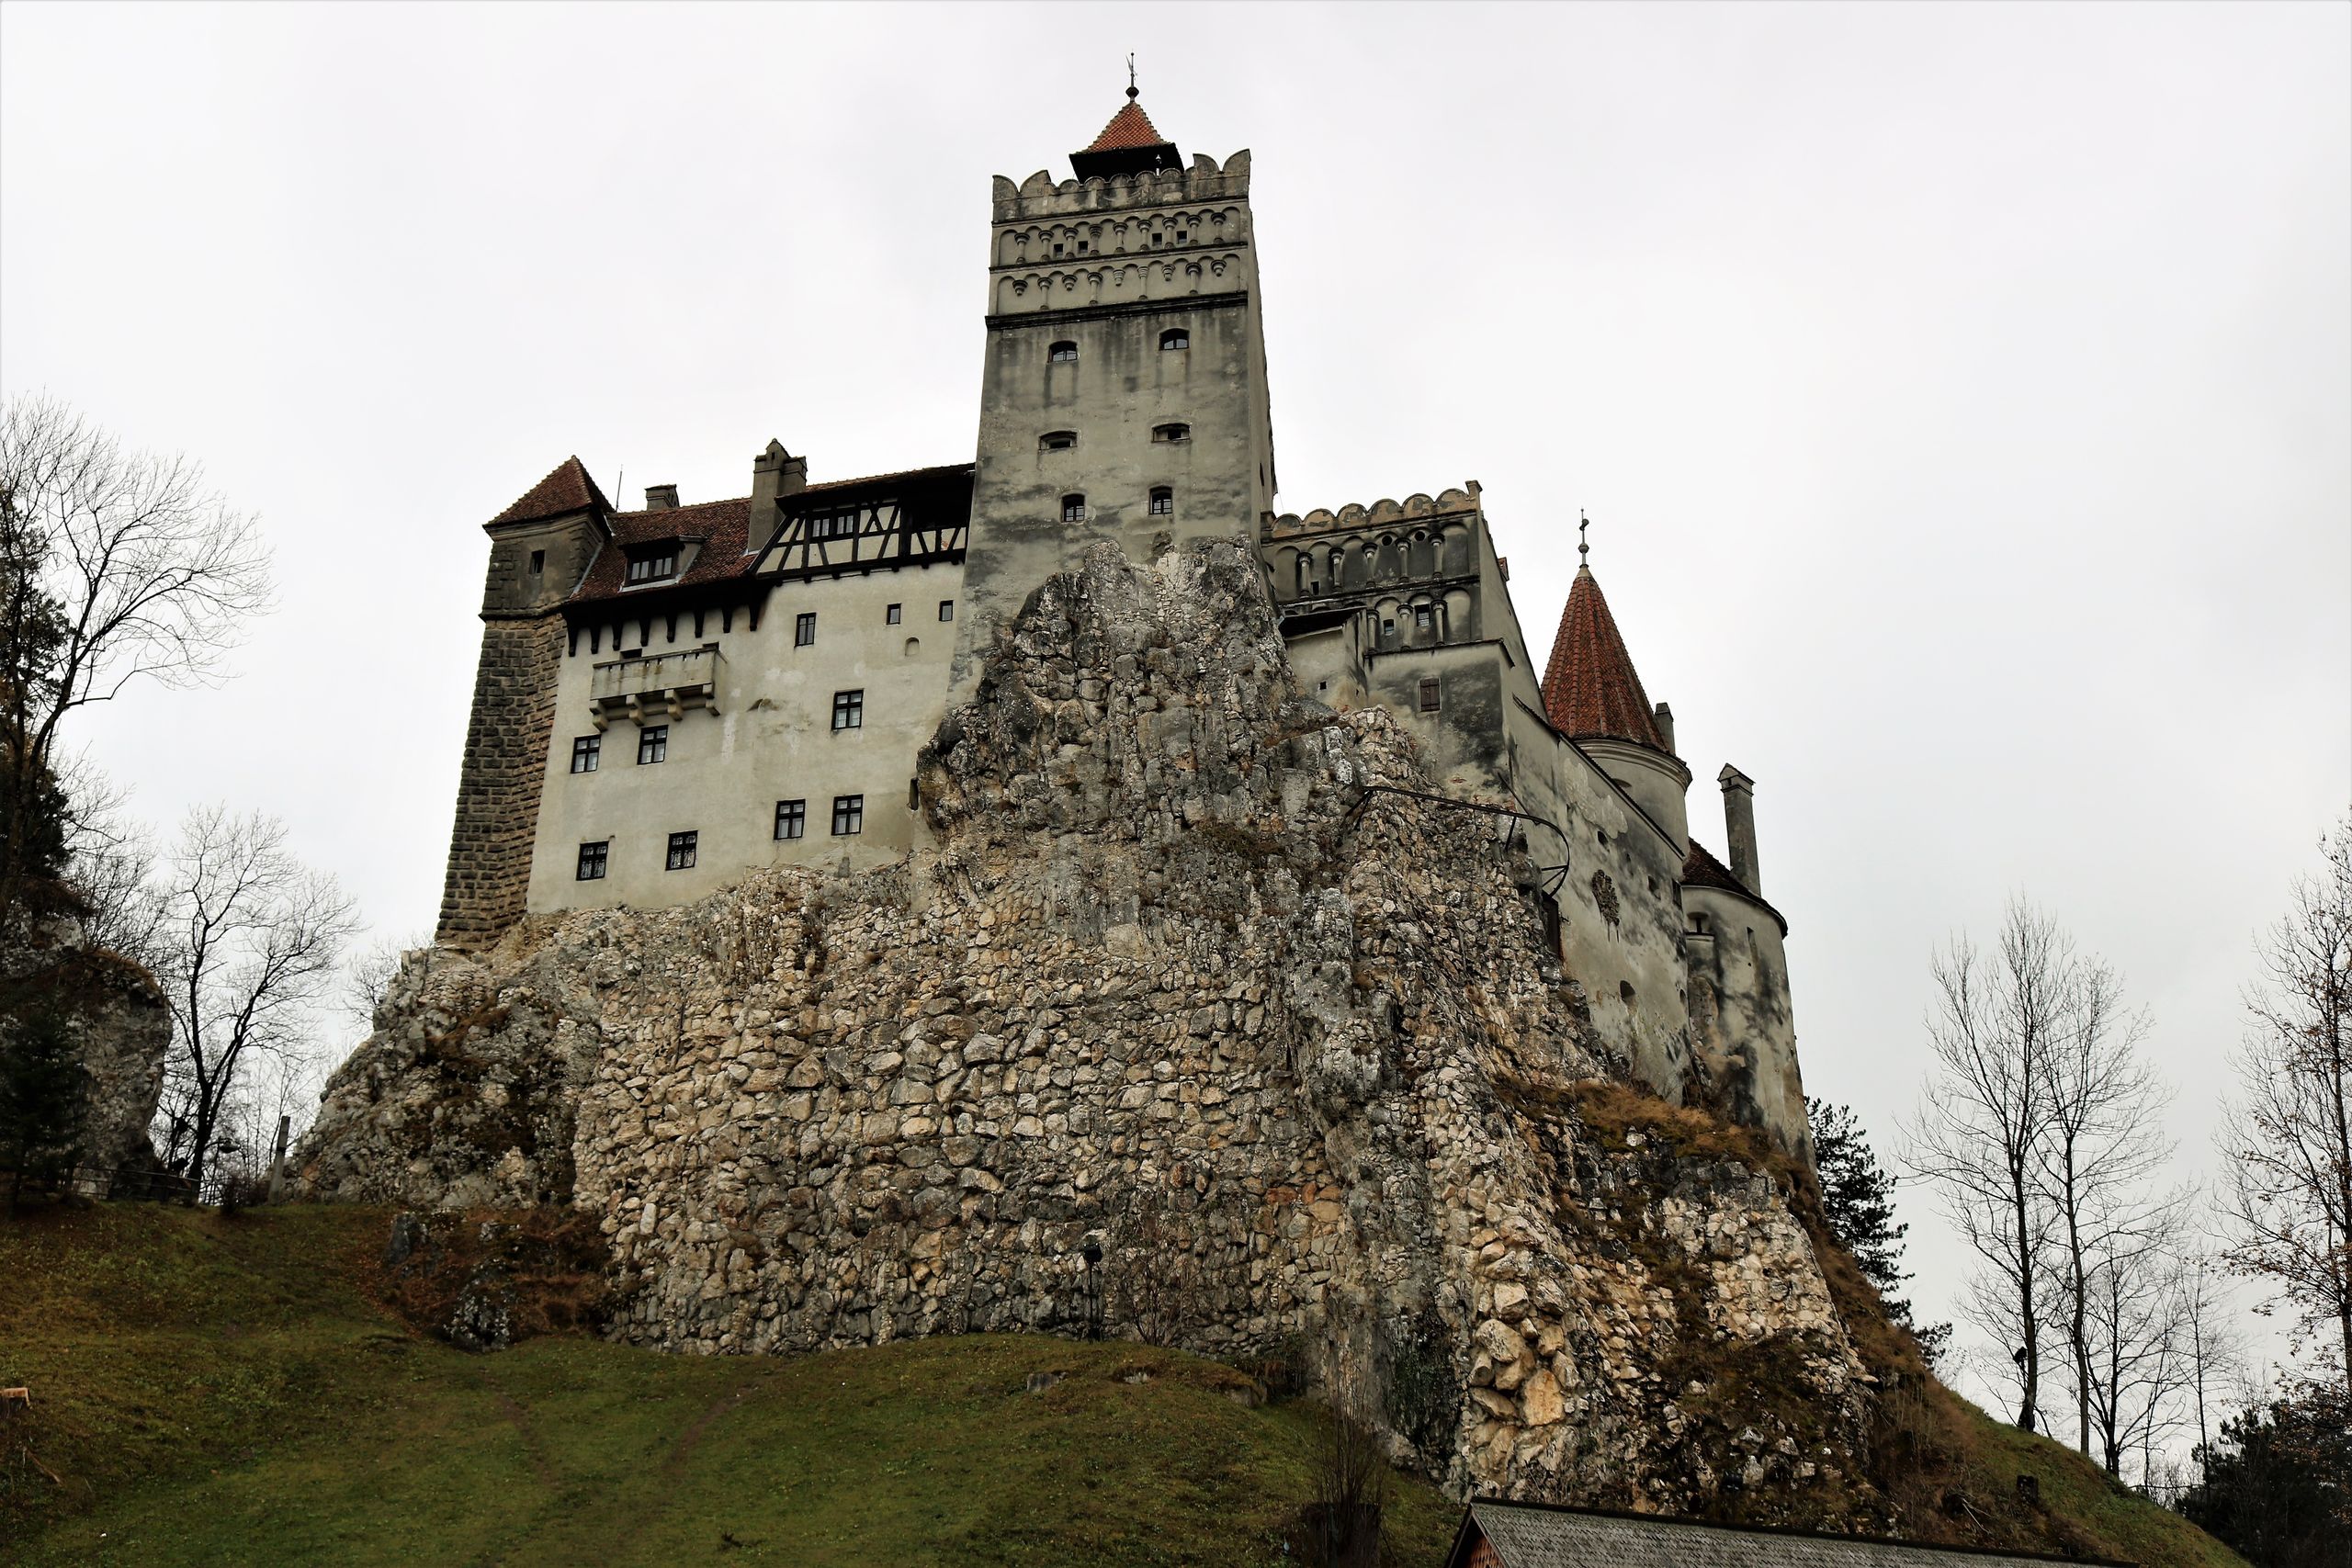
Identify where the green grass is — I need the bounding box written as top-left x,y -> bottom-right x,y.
0,1203 -> 1456,1566
1948,1400 -> 2247,1568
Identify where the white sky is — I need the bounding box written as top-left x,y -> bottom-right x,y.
6,3 -> 2347,1403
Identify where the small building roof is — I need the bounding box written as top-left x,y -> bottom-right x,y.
1446,1500 -> 2131,1568
1681,838 -> 1788,933
568,495 -> 753,605
1540,565 -> 1670,754
487,456 -> 611,528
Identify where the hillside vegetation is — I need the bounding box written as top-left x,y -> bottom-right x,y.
0,1202 -> 2244,1567
0,1204 -> 1457,1565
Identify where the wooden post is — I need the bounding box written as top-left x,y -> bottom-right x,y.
266,1114 -> 291,1203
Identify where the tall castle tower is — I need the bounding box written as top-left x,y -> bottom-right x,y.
948,90 -> 1276,699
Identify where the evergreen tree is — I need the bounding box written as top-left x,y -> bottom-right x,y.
0,1001 -> 89,1213
1811,1098 -> 1953,1368
2178,1389 -> 2352,1568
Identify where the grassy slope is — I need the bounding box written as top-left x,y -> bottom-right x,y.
0,1204 -> 1456,1566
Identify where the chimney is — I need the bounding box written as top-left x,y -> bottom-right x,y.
1719,764 -> 1760,892
1651,702 -> 1676,756
752,439 -> 809,515
644,483 -> 680,512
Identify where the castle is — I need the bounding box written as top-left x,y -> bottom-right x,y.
435,90 -> 1808,1157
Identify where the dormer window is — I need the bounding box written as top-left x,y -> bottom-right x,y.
1159,328 -> 1189,350
807,510 -> 859,540
625,546 -> 680,584
1040,431 -> 1077,451
1148,487 -> 1173,516
1061,494 -> 1087,522
1048,342 -> 1079,363
1151,423 -> 1191,444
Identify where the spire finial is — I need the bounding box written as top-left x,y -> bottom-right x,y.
1125,53 -> 1138,101
1578,509 -> 1590,568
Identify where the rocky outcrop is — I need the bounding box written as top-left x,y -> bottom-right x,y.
1,917 -> 170,1191
301,539 -> 1883,1520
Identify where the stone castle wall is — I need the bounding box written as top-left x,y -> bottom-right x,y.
435,614 -> 565,947
311,540 -> 1877,1517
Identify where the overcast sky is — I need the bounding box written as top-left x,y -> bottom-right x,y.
5,3 -> 2346,1399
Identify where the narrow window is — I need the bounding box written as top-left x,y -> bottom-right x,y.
571,735 -> 601,773
1159,328 -> 1189,351
665,830 -> 697,871
1691,913 -> 1711,936
1052,242 -> 1065,258
775,799 -> 806,840
1040,431 -> 1077,451
1151,423 -> 1191,444
831,794 -> 865,836
638,726 -> 668,764
795,612 -> 817,647
908,777 -> 922,809
1048,341 -> 1078,363
1418,678 -> 1441,714
1148,486 -> 1173,516
1414,604 -> 1434,632
576,840 -> 608,881
886,603 -> 902,625
529,549 -> 546,575
1176,229 -> 1189,243
938,599 -> 955,622
831,690 -> 865,731
1061,494 -> 1086,522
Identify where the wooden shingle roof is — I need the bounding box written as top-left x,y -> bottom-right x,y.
1540,565 -> 1670,753
1449,1502 -> 2130,1568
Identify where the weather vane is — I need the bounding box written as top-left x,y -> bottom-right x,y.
1578,510 -> 1590,566
1125,53 -> 1138,101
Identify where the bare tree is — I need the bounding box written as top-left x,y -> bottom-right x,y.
0,396 -> 270,925
2176,1243 -> 2249,1469
147,807 -> 355,1196
2035,955 -> 2180,1458
339,931 -> 430,1039
2080,1203 -> 2191,1478
1905,901 -> 2074,1432
2220,813 -> 2352,1385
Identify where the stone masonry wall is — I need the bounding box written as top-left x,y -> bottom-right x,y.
311,540 -> 1883,1521
435,614 -> 564,947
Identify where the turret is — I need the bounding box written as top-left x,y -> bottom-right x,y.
1538,542 -> 1690,850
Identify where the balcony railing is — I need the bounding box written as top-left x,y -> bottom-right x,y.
589,647 -> 721,729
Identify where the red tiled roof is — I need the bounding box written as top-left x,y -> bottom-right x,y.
1682,839 -> 1786,930
1084,100 -> 1170,154
1541,566 -> 1669,751
569,496 -> 753,604
487,456 -> 609,528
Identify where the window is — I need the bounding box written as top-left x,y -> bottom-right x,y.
886,603 -> 902,625
1150,231 -> 1165,247
775,799 -> 805,840
571,735 -> 601,773
1148,486 -> 1173,516
831,690 -> 865,730
795,612 -> 817,647
1048,341 -> 1078,362
625,548 -> 679,584
908,778 -> 922,809
665,830 -> 697,871
1040,431 -> 1077,451
808,511 -> 858,540
1690,913 -> 1711,936
1418,678 -> 1442,714
638,726 -> 668,765
831,794 -> 865,836
938,600 -> 955,622
529,549 -> 545,574
576,840 -> 608,881
1151,423 -> 1191,443
1414,604 -> 1434,632
1159,328 -> 1189,350
1061,494 -> 1087,522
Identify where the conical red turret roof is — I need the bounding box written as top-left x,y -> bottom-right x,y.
1083,99 -> 1169,154
1541,564 -> 1670,753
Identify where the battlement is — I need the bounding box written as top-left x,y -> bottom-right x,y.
990,150 -> 1251,221
1264,485 -> 1482,541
